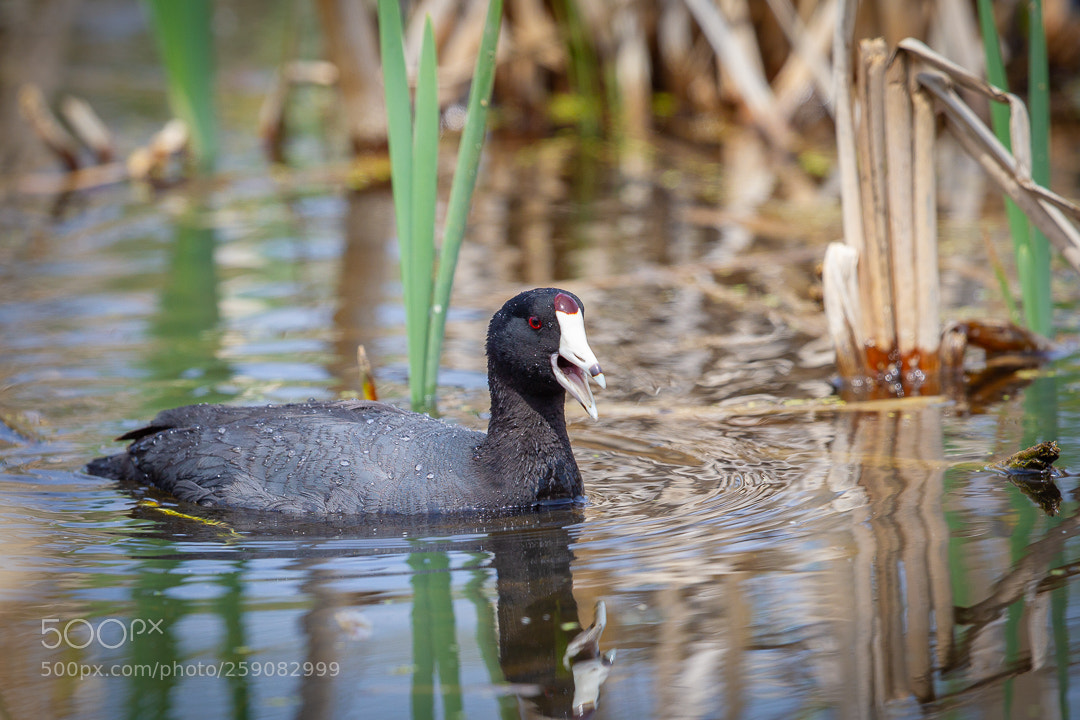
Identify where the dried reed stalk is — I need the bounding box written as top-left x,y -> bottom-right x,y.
766,0 -> 835,117
912,82 -> 939,365
685,0 -> 792,149
60,96 -> 114,164
823,243 -> 867,379
17,84 -> 80,170
825,17 -> 943,395
613,2 -> 652,141
825,32 -> 1080,396
854,39 -> 895,361
833,0 -> 861,253
885,52 -> 915,358
315,0 -> 386,149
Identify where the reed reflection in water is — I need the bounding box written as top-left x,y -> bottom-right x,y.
566,401 -> 1075,719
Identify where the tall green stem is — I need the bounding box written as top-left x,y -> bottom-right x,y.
1026,0 -> 1052,336
422,0 -> 502,410
144,0 -> 217,169
379,0 -> 501,413
409,18 -> 439,411
976,0 -> 1053,335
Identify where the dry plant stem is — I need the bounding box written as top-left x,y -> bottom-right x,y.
59,96 -> 113,163
17,84 -> 80,170
885,53 -> 916,357
764,0 -> 835,116
258,62 -> 339,163
613,1 -> 652,142
825,0 -> 864,380
823,243 -> 869,378
895,40 -> 1080,272
774,0 -> 838,119
855,39 -> 895,357
684,0 -> 792,149
833,0 -> 861,259
917,72 -> 1080,274
912,84 -> 939,358
315,0 -> 387,148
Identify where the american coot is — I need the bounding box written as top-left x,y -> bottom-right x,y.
86,288 -> 606,514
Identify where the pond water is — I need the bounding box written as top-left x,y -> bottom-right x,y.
3,5 -> 1080,719
2,136 -> 1080,720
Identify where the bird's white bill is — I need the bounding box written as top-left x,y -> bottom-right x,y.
553,308 -> 606,419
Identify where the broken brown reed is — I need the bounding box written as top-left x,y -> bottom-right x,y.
853,39 -> 894,364
824,35 -> 1080,398
766,0 -> 836,118
17,84 -> 81,171
15,83 -> 190,191
126,119 -> 190,184
314,0 -> 385,152
676,0 -> 794,149
832,37 -> 940,394
59,96 -> 114,164
899,38 -> 1080,273
356,344 -> 379,401
257,60 -> 340,163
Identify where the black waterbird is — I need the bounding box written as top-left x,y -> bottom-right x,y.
86,288 -> 606,514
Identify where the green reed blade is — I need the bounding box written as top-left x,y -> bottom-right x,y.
144,0 -> 217,169
422,0 -> 502,411
1026,0 -> 1052,336
976,0 -> 1052,335
976,0 -> 1028,311
409,17 -> 440,410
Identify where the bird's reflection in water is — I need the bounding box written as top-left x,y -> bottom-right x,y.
127,502 -> 613,719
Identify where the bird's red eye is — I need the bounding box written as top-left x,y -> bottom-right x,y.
528,316 -> 543,330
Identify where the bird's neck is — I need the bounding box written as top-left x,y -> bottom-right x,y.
478,372 -> 583,504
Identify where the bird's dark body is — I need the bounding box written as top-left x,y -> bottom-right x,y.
86,288 -> 601,515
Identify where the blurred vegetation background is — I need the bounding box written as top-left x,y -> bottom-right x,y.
2,0 -> 1080,389
2,0 -> 1079,178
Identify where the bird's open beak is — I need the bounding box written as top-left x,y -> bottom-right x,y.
552,305 -> 606,420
